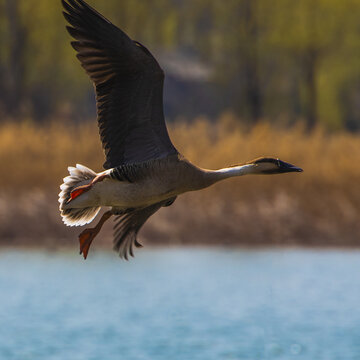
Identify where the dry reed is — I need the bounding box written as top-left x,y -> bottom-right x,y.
0,114 -> 359,248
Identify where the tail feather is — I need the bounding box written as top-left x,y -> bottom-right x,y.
58,164 -> 101,227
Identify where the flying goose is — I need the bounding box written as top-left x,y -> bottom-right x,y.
59,0 -> 303,260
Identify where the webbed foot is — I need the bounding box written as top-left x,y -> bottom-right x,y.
68,184 -> 92,203
79,228 -> 98,259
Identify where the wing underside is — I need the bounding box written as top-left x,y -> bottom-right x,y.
112,197 -> 177,260
62,0 -> 178,168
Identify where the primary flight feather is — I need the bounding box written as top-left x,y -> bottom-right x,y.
59,0 -> 302,260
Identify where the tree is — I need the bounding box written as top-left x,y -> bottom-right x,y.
0,0 -> 26,116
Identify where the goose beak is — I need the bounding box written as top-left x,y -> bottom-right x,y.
279,160 -> 303,173
288,166 -> 303,173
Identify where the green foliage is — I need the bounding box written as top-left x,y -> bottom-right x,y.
0,0 -> 360,129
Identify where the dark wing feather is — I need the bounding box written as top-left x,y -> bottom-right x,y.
113,197 -> 177,260
62,0 -> 178,168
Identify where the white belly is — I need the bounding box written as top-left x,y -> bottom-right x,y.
65,178 -> 174,210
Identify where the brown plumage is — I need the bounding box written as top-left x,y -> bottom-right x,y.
59,0 -> 303,260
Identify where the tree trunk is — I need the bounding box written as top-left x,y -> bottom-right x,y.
243,0 -> 263,123
304,48 -> 318,130
303,0 -> 319,130
4,0 -> 26,117
244,56 -> 262,122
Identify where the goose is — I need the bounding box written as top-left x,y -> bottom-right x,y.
59,0 -> 303,260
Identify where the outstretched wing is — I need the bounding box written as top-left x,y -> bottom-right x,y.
62,0 -> 178,168
113,197 -> 177,260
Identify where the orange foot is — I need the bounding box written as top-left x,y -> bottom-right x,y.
79,228 -> 98,260
69,184 -> 92,202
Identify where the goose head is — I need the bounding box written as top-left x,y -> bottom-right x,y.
250,157 -> 303,174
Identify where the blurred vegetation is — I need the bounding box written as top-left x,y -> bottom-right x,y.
1,0 -> 360,129
0,116 -> 359,247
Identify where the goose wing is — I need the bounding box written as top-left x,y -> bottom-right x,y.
62,0 -> 178,168
113,197 -> 177,260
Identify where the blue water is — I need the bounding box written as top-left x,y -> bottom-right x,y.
0,248 -> 359,360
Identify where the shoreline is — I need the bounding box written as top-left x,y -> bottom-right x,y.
1,243 -> 360,253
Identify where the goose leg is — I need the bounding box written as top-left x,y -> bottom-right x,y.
78,211 -> 112,259
69,173 -> 109,202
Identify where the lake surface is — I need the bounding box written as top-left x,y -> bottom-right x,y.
0,248 -> 359,360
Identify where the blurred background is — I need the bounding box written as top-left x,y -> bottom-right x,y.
0,0 -> 360,247
0,1 -> 359,359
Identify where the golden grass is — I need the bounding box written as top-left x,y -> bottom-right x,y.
1,114 -> 359,188
0,114 -> 359,247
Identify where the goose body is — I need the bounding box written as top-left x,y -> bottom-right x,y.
59,0 -> 302,260
63,155 -> 206,210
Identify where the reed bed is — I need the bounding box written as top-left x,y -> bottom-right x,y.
0,114 -> 359,248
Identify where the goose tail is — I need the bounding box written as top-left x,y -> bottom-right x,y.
58,164 -> 101,227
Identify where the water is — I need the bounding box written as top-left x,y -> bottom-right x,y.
0,248 -> 359,360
